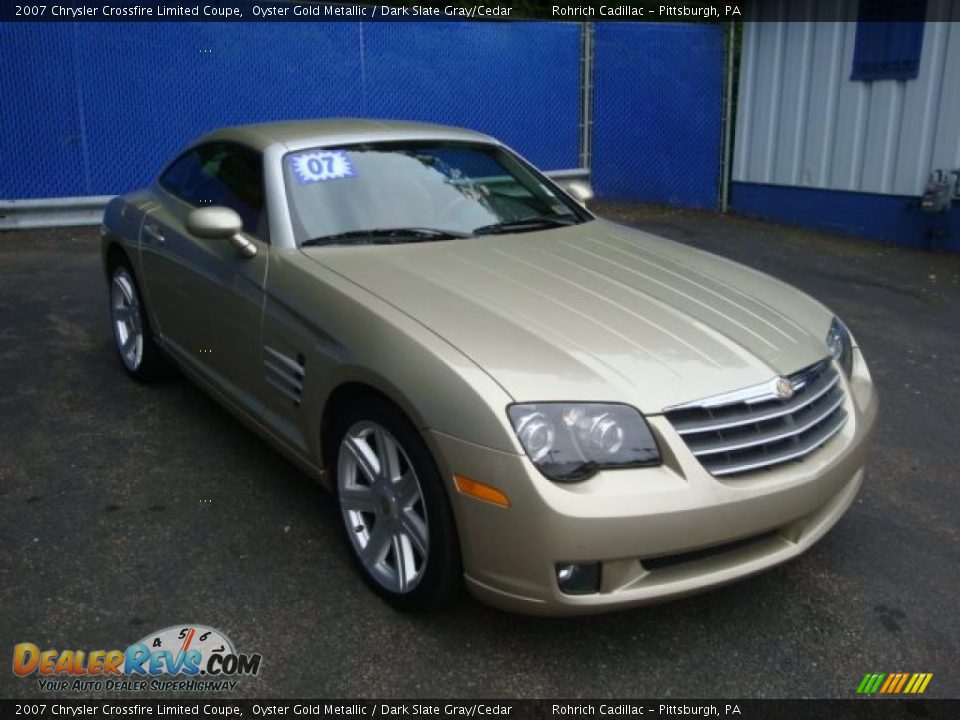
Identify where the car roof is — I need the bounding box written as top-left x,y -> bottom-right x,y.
196,119 -> 498,152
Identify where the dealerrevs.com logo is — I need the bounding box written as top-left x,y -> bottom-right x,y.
13,625 -> 262,692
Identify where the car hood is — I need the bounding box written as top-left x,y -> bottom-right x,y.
302,220 -> 834,414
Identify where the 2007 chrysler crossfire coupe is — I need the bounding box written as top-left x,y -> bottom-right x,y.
101,119 -> 877,614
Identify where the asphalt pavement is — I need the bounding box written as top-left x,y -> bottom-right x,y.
1,204 -> 958,699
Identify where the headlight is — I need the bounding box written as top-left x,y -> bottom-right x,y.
826,317 -> 854,377
507,403 -> 660,482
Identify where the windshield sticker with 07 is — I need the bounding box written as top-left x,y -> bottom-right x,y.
288,150 -> 356,184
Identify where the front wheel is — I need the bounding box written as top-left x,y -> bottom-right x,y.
109,261 -> 171,382
333,397 -> 462,611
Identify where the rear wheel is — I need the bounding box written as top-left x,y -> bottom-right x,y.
109,261 -> 171,382
333,396 -> 462,611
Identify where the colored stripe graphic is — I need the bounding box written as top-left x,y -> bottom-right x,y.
857,672 -> 932,694
881,673 -> 903,693
858,673 -> 878,694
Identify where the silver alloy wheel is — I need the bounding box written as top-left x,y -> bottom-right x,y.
110,267 -> 144,372
338,420 -> 430,594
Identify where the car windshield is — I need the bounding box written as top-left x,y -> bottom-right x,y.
283,141 -> 590,246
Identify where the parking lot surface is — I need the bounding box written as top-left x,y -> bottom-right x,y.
1,203 -> 958,698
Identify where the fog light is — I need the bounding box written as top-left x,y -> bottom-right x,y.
555,562 -> 601,595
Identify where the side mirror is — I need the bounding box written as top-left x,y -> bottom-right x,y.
186,206 -> 257,258
565,181 -> 594,206
186,206 -> 242,238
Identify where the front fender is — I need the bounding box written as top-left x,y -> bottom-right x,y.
264,250 -> 522,470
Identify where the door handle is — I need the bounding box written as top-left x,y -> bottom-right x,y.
143,224 -> 165,244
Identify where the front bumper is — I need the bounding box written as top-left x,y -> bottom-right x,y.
425,352 -> 878,615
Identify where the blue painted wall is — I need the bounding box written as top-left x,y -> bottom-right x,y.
592,23 -> 724,209
0,22 -> 581,198
732,182 -> 960,253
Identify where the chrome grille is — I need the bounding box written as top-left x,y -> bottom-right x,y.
665,359 -> 848,477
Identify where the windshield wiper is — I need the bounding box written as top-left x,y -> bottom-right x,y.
301,227 -> 473,247
472,215 -> 577,236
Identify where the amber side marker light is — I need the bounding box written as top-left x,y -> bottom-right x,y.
453,474 -> 510,508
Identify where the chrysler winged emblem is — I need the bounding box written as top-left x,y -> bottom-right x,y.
775,376 -> 795,399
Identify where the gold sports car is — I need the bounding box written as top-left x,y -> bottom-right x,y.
101,120 -> 877,614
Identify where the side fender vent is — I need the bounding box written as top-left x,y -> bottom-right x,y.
264,346 -> 305,406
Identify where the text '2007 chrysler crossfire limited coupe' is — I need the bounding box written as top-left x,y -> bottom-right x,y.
101,120 -> 877,614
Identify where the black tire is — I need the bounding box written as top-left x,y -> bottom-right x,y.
331,394 -> 463,611
107,257 -> 173,383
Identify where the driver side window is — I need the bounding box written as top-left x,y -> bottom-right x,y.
159,143 -> 268,241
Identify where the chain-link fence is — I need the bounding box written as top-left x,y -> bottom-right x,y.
0,22 -> 580,199
1,21 -> 725,211
592,23 -> 724,209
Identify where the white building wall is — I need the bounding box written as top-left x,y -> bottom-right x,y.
733,0 -> 960,197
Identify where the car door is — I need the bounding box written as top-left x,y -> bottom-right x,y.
140,142 -> 270,419
139,149 -> 207,355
